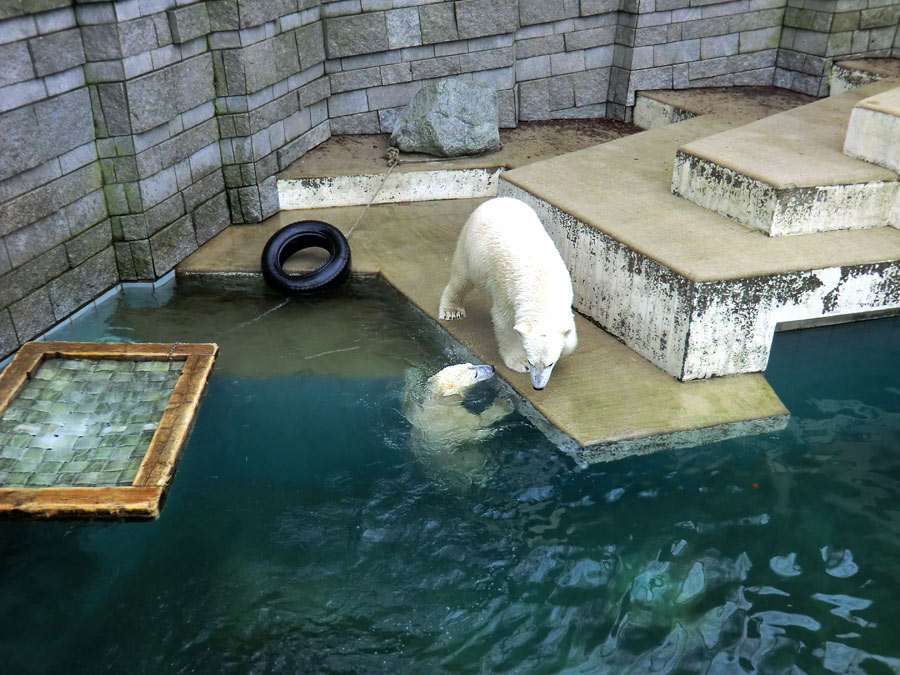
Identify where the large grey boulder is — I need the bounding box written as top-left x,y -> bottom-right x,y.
390,79 -> 500,157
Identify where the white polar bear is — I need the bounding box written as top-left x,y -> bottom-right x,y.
438,197 -> 577,390
404,363 -> 514,446
403,363 -> 515,491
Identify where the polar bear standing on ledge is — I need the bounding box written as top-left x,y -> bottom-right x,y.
438,197 -> 577,390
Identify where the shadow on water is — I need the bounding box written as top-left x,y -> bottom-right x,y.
1,279 -> 899,673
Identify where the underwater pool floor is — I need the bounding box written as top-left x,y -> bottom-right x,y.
1,280 -> 898,673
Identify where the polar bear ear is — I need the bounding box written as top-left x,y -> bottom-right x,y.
513,321 -> 532,337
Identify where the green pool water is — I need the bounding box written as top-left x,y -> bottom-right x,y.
1,278 -> 899,674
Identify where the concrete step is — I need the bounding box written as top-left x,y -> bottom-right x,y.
830,58 -> 900,97
633,87 -> 815,130
844,85 -> 900,179
671,80 -> 900,236
500,114 -> 900,381
177,200 -> 789,462
276,122 -> 636,209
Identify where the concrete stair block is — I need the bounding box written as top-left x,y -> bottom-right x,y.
671,81 -> 900,236
844,86 -> 900,174
499,113 -> 900,381
830,58 -> 900,97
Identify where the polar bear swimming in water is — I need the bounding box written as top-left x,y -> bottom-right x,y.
402,363 -> 515,491
438,197 -> 577,390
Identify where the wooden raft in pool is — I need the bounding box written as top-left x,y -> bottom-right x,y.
0,342 -> 218,520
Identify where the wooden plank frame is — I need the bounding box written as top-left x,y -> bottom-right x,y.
0,341 -> 218,520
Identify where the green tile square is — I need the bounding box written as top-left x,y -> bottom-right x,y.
5,473 -> 28,486
49,402 -> 71,415
65,461 -> 89,473
96,436 -> 117,449
37,459 -> 63,472
86,460 -> 106,472
90,446 -> 114,459
72,437 -> 97,451
2,407 -> 27,422
45,449 -> 73,464
2,435 -> 30,450
27,473 -> 56,487
71,448 -> 94,462
0,458 -> 14,470
16,460 -> 40,473
104,458 -> 131,472
23,447 -> 45,461
98,470 -> 123,485
54,472 -> 78,486
0,446 -> 26,461
72,400 -> 99,414
119,434 -> 141,448
84,381 -> 107,395
30,400 -> 54,413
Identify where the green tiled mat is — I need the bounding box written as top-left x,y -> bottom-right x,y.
0,358 -> 183,488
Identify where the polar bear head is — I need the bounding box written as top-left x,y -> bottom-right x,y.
426,363 -> 496,397
514,314 -> 578,390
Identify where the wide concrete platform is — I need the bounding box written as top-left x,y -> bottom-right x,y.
672,80 -> 900,236
178,199 -> 788,462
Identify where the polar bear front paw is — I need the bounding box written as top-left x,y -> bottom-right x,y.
502,353 -> 529,373
439,305 -> 466,320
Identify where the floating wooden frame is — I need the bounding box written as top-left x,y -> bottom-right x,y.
0,341 -> 218,520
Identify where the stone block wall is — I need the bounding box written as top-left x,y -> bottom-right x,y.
776,0 -> 900,96
1,0 -> 899,360
322,0 -> 520,131
318,0 -> 899,124
607,0 -> 786,118
208,0 -> 329,224
0,0 -> 332,360
0,6 -> 115,359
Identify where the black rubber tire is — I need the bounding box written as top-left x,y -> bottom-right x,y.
260,220 -> 351,294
